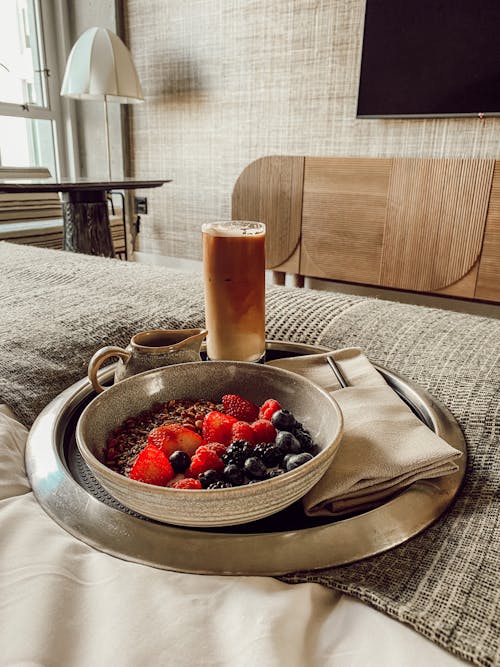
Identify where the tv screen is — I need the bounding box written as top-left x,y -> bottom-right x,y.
357,1 -> 500,118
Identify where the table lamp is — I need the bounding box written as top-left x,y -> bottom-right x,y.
60,27 -> 143,180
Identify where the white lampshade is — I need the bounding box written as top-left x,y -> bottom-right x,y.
60,27 -> 144,103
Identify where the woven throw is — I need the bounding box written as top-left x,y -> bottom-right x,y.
1,242 -> 499,666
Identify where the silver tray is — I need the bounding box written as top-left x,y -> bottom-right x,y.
25,341 -> 466,575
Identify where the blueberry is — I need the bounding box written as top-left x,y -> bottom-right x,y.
285,453 -> 314,471
169,450 -> 191,473
294,427 -> 315,452
271,409 -> 296,431
275,431 -> 301,454
223,464 -> 245,486
198,469 -> 220,488
244,456 -> 268,480
268,468 -> 285,478
281,453 -> 295,469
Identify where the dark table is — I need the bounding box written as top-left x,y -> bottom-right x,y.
0,177 -> 170,257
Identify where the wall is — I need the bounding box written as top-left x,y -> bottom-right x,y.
124,0 -> 500,266
65,0 -> 124,179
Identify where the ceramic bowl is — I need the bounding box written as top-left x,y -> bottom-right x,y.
76,361 -> 343,527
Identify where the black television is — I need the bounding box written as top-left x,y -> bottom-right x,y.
356,0 -> 500,118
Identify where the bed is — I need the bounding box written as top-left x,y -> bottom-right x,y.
0,217 -> 498,665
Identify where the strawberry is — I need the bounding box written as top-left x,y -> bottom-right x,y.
171,478 -> 202,489
259,398 -> 282,421
129,445 -> 175,486
231,420 -> 256,445
148,423 -> 202,457
222,394 -> 259,422
189,445 -> 224,477
251,419 -> 277,444
202,411 -> 238,446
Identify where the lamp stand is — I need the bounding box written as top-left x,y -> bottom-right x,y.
103,94 -> 111,181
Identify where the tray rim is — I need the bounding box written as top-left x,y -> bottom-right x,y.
25,340 -> 467,575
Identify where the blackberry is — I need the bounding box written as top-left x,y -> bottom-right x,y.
244,456 -> 268,480
169,450 -> 191,473
271,409 -> 296,431
294,427 -> 315,452
222,440 -> 254,467
285,452 -> 314,472
198,469 -> 221,488
261,444 -> 283,467
223,463 -> 245,486
207,480 -> 233,489
275,431 -> 301,454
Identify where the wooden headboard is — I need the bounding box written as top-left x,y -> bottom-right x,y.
232,156 -> 500,303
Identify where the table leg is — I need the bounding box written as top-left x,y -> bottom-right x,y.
61,190 -> 115,258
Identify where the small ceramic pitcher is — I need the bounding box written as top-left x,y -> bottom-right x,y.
88,328 -> 208,393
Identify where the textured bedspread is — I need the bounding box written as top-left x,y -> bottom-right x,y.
1,242 -> 498,666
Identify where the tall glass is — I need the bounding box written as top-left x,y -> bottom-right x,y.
202,220 -> 266,362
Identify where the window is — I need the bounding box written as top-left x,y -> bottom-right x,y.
0,0 -> 64,176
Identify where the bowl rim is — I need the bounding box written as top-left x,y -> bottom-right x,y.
75,360 -> 344,498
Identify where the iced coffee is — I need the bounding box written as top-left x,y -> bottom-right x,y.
202,221 -> 266,361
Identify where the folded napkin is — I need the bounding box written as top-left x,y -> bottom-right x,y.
267,348 -> 462,516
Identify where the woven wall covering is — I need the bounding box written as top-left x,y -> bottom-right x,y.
124,0 -> 500,261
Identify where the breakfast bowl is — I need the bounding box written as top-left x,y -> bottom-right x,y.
76,361 -> 343,527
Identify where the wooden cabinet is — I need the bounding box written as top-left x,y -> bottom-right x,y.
232,156 -> 500,303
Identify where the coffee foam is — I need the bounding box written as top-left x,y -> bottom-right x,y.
202,221 -> 265,237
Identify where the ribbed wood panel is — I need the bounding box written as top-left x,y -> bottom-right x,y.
476,162 -> 500,302
232,156 -> 304,271
300,158 -> 391,284
380,158 -> 494,292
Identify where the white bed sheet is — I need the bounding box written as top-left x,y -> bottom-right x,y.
0,405 -> 469,667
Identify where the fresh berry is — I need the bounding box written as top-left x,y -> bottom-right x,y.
129,445 -> 175,486
223,463 -> 245,486
255,443 -> 283,467
222,394 -> 259,422
275,431 -> 301,454
189,445 -> 225,477
231,420 -> 256,444
294,426 -> 315,452
285,452 -> 314,471
171,477 -> 202,489
259,398 -> 282,421
251,419 -> 277,444
222,440 -> 254,467
198,469 -> 221,488
271,409 -> 296,431
148,423 -> 202,457
268,468 -> 285,478
169,450 -> 191,473
202,411 -> 238,446
244,456 -> 268,480
204,442 -> 227,457
208,481 -> 233,489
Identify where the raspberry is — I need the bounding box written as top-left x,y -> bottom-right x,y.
222,394 -> 259,422
251,419 -> 277,444
189,445 -> 224,477
148,423 -> 202,457
259,398 -> 282,421
202,411 -> 238,446
204,442 -> 227,457
129,445 -> 175,486
231,420 -> 256,445
171,478 -> 202,489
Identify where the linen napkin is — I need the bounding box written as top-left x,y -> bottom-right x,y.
267,348 -> 462,516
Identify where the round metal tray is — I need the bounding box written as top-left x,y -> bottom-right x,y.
25,341 -> 466,575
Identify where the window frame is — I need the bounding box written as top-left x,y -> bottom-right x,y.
0,0 -> 73,178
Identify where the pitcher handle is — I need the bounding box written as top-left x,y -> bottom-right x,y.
88,346 -> 131,393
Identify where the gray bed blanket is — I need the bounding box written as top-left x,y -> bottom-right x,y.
1,242 -> 498,666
